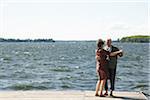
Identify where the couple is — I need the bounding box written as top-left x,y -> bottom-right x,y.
95,38 -> 123,97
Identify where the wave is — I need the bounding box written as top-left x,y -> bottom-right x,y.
61,84 -> 71,89
131,84 -> 149,89
1,57 -> 12,61
8,84 -> 48,90
50,66 -> 73,72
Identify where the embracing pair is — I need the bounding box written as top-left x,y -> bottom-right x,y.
95,38 -> 123,97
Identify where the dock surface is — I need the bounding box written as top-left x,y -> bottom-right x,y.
0,91 -> 147,100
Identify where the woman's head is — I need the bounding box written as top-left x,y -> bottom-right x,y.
97,39 -> 104,49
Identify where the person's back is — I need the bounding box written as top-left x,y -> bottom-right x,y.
96,49 -> 109,69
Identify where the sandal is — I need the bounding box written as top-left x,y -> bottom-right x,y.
110,91 -> 113,96
99,94 -> 106,97
104,92 -> 108,96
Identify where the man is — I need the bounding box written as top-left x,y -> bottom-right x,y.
104,38 -> 123,96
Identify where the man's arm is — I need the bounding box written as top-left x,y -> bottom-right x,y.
116,46 -> 123,57
113,46 -> 123,57
110,50 -> 123,56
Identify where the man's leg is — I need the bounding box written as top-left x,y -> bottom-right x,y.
104,80 -> 108,95
104,68 -> 111,96
109,68 -> 116,96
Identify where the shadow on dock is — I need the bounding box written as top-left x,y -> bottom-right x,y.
110,95 -> 146,100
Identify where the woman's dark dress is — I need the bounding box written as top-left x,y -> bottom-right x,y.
96,49 -> 109,80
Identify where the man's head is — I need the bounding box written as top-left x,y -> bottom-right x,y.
107,38 -> 112,47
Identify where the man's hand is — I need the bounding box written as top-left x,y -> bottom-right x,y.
119,53 -> 123,57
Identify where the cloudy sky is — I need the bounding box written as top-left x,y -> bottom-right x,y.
0,0 -> 149,40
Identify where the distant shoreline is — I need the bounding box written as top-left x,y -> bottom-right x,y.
0,35 -> 150,43
0,38 -> 55,42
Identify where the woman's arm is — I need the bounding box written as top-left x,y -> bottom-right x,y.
95,49 -> 101,75
95,49 -> 101,61
96,60 -> 100,75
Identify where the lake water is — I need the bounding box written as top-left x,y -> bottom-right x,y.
0,42 -> 149,97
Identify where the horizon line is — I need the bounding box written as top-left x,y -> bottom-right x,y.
0,38 -> 120,41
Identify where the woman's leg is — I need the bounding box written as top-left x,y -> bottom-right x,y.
95,80 -> 101,96
99,79 -> 106,96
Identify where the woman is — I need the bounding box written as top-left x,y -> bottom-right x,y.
95,39 -> 122,97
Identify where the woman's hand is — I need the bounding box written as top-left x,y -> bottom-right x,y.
119,49 -> 123,53
95,55 -> 101,60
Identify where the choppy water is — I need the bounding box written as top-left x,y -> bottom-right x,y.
0,42 -> 149,97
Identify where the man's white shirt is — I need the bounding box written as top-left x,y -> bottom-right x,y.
104,45 -> 112,52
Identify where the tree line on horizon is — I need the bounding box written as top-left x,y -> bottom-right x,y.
120,35 -> 150,43
0,35 -> 149,43
0,38 -> 55,42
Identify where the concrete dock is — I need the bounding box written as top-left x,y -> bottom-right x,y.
0,91 -> 147,100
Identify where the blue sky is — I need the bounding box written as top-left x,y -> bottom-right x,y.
0,0 -> 149,40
